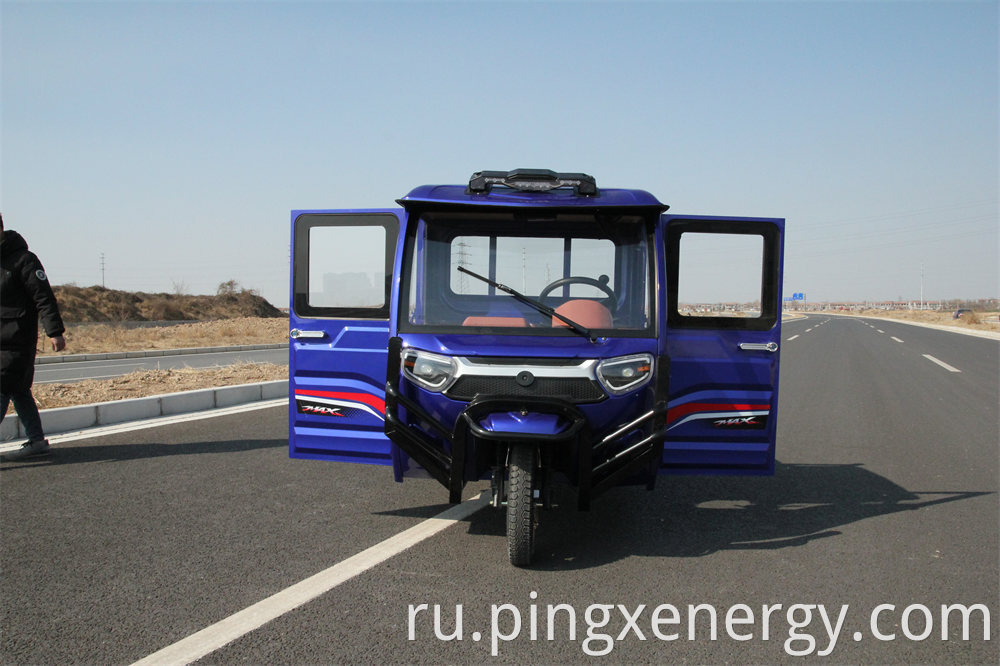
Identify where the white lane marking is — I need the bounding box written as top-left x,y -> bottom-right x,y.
805,328 -> 813,333
787,335 -> 800,341
876,329 -> 885,334
891,337 -> 904,343
131,493 -> 490,666
923,354 -> 961,373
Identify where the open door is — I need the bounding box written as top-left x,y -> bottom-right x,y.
660,215 -> 785,474
289,210 -> 401,464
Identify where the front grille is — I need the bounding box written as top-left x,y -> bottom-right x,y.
446,376 -> 606,403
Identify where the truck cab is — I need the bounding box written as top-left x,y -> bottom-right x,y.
290,169 -> 784,565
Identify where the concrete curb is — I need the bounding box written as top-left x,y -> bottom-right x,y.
35,343 -> 287,365
1,380 -> 288,441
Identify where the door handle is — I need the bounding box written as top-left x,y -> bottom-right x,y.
738,341 -> 778,352
290,329 -> 326,340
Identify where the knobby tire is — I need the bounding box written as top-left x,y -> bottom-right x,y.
507,443 -> 537,567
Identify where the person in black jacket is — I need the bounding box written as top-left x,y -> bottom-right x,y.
1,213 -> 67,461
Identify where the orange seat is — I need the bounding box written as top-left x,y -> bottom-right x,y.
552,300 -> 613,329
462,316 -> 529,327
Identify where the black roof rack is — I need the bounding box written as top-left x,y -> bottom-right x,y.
467,169 -> 598,196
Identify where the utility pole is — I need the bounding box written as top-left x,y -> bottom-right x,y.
455,241 -> 470,293
100,253 -> 106,287
920,263 -> 924,310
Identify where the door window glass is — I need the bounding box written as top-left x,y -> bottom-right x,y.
677,232 -> 764,318
309,226 -> 386,308
293,213 -> 397,319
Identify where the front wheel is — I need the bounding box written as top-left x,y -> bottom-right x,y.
506,444 -> 538,567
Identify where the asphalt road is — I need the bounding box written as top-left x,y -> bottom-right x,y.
33,348 -> 288,384
2,315 -> 997,664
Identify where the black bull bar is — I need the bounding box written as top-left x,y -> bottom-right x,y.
383,337 -> 670,509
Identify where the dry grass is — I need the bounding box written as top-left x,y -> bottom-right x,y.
29,363 -> 288,411
37,317 -> 288,356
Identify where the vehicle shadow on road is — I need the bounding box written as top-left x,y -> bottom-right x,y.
465,461 -> 993,570
0,438 -> 286,468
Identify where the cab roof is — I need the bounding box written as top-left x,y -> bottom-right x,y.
398,168 -> 668,212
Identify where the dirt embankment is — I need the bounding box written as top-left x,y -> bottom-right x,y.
53,284 -> 284,322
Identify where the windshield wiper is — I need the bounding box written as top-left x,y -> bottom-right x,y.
456,265 -> 597,343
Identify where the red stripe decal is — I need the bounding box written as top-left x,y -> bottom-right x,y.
666,402 -> 770,424
295,390 -> 386,415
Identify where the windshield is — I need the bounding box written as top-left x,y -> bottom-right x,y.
400,211 -> 653,336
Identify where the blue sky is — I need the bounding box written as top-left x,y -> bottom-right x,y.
2,0 -> 997,307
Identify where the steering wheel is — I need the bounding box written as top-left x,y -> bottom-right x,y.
538,276 -> 616,304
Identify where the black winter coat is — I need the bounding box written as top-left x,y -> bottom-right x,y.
1,230 -> 65,393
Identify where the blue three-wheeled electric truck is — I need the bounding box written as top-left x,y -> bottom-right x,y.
289,169 -> 784,566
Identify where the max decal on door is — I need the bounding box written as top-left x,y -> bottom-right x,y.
289,169 -> 784,566
713,416 -> 767,429
297,401 -> 347,417
664,390 -> 772,432
294,390 -> 387,421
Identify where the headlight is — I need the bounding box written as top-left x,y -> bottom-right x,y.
596,354 -> 654,395
401,349 -> 457,392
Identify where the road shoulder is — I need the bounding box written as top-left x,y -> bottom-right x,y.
814,312 -> 1000,340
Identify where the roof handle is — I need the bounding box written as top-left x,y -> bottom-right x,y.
467,169 -> 599,196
